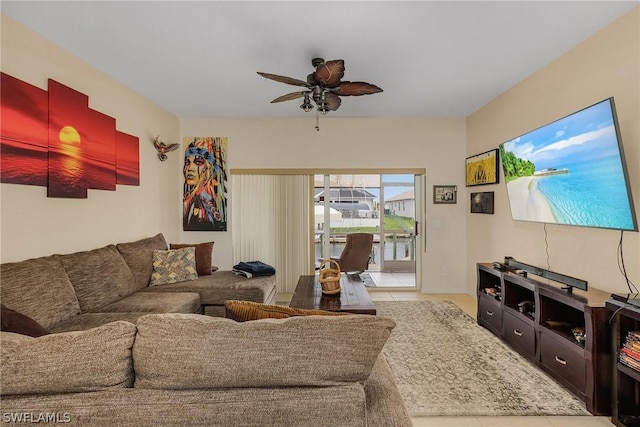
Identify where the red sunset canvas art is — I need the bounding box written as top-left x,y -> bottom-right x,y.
116,131 -> 140,186
0,73 -> 49,186
87,109 -> 117,191
0,73 -> 139,198
48,79 -> 89,198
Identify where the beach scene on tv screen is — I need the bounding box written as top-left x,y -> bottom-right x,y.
500,99 -> 636,231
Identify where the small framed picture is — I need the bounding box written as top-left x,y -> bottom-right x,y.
433,185 -> 457,204
471,191 -> 494,214
466,148 -> 499,186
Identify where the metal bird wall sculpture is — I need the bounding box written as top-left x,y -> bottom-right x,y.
153,135 -> 180,161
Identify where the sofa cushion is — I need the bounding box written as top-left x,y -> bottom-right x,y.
0,304 -> 50,337
0,256 -> 81,329
364,355 -> 413,426
139,270 -> 276,306
47,313 -> 149,334
224,300 -> 346,321
169,242 -> 214,276
133,313 -> 395,390
116,233 -> 168,291
150,247 -> 198,286
0,331 -> 34,341
98,292 -> 201,314
1,321 -> 137,395
57,245 -> 137,312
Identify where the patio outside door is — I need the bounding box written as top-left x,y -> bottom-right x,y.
314,173 -> 418,288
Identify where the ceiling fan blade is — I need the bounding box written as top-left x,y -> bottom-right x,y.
313,59 -> 345,87
270,91 -> 308,103
257,72 -> 309,87
334,81 -> 383,96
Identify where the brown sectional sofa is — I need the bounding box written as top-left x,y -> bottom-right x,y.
0,314 -> 412,426
0,233 -> 277,332
0,234 -> 411,425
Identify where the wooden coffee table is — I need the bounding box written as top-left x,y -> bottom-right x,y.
289,274 -> 376,315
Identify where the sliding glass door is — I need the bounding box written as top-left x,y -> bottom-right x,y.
314,173 -> 418,288
315,174 -> 380,267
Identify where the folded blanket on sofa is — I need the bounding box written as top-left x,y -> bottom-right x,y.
232,261 -> 275,277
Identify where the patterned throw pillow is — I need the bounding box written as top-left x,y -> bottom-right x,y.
169,242 -> 214,276
150,247 -> 198,286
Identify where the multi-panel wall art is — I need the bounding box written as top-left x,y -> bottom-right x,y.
182,136 -> 228,231
0,73 -> 139,198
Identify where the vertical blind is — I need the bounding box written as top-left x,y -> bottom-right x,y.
231,174 -> 312,293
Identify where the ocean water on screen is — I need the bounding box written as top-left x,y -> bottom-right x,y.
536,155 -> 635,230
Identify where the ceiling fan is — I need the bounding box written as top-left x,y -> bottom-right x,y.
257,58 -> 382,130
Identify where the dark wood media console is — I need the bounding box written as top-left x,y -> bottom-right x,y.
476,263 -> 611,415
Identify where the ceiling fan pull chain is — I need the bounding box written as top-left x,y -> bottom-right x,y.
315,108 -> 320,131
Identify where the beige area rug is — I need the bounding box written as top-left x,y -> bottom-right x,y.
375,300 -> 590,417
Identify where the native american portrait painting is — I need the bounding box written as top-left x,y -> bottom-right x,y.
182,136 -> 227,231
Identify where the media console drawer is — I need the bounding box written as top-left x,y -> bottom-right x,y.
539,331 -> 586,392
478,294 -> 502,334
503,311 -> 535,358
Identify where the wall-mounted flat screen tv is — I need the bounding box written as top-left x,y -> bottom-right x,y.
499,97 -> 638,231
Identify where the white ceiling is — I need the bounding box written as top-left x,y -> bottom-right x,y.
2,1 -> 638,119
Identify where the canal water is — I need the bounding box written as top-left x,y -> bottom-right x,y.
315,240 -> 414,265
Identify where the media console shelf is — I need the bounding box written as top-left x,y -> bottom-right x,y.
607,295 -> 640,427
476,262 -> 611,415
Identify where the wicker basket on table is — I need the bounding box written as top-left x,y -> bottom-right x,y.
318,259 -> 342,295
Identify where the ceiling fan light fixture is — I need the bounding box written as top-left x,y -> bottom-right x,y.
300,93 -> 313,112
315,89 -> 329,114
318,104 -> 329,115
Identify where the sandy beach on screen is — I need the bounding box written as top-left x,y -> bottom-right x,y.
506,177 -> 556,223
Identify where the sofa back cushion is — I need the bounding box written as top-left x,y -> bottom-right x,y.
0,321 -> 137,395
0,256 -> 81,329
116,233 -> 168,291
133,313 -> 395,390
57,245 -> 137,312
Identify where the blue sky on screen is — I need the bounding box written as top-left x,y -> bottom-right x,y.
502,99 -> 621,170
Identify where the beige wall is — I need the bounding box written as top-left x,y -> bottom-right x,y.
1,14 -> 469,293
180,117 -> 468,292
4,7 -> 637,296
0,15 -> 181,262
466,7 -> 640,294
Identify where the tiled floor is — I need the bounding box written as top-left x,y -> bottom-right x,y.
368,271 -> 416,288
280,289 -> 614,427
410,416 -> 613,427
